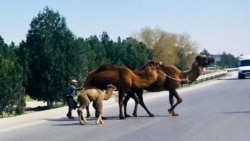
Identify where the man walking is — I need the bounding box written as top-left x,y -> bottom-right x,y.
66,79 -> 82,119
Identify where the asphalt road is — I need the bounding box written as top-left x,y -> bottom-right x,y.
1,72 -> 250,141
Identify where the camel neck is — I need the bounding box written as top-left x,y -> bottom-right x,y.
182,65 -> 203,83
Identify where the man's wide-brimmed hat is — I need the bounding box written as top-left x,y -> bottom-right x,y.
71,79 -> 78,83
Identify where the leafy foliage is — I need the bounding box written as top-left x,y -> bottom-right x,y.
134,27 -> 198,70
0,36 -> 25,115
19,7 -> 86,107
216,52 -> 238,68
175,34 -> 198,70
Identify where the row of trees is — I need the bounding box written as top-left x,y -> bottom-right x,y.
0,7 -> 238,116
0,38 -> 25,115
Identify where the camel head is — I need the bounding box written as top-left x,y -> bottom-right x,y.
106,84 -> 117,91
195,55 -> 214,67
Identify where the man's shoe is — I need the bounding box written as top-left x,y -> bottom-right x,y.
69,116 -> 75,119
67,115 -> 75,119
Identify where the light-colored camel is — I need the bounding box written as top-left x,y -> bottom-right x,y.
123,55 -> 214,117
83,62 -> 160,119
77,84 -> 117,125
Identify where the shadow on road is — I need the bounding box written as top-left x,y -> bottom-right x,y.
223,110 -> 250,114
46,114 -> 169,126
218,78 -> 250,81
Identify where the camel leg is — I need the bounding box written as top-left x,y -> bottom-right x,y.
92,102 -> 98,118
86,105 -> 91,118
96,102 -> 104,124
124,90 -> 140,117
77,107 -> 88,125
78,95 -> 90,124
123,92 -> 132,117
118,91 -> 125,119
77,108 -> 82,121
92,102 -> 107,120
168,89 -> 182,116
81,107 -> 88,123
124,91 -> 140,117
96,114 -> 104,124
136,90 -> 154,117
131,94 -> 139,117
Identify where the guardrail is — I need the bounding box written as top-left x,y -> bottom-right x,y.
194,68 -> 238,84
226,68 -> 238,72
195,70 -> 228,84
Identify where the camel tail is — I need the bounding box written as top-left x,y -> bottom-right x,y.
77,94 -> 82,104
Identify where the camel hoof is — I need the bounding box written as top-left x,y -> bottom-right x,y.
125,114 -> 132,118
149,114 -> 154,117
96,120 -> 104,124
79,121 -> 85,125
168,109 -> 179,116
172,113 -> 179,116
168,109 -> 172,114
132,113 -> 138,117
119,115 -> 125,120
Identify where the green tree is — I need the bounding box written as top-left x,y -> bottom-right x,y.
200,48 -> 211,56
85,35 -> 108,70
100,32 -> 114,62
119,37 -> 153,69
19,7 -> 85,107
74,37 -> 96,79
0,36 -> 25,115
83,32 -> 153,71
217,52 -> 237,68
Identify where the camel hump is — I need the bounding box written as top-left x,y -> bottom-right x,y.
134,60 -> 161,74
147,60 -> 161,68
95,64 -> 116,73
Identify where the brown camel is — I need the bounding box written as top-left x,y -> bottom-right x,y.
83,62 -> 160,119
77,84 -> 117,125
123,55 -> 214,117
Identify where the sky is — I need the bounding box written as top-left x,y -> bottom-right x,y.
1,0 -> 250,57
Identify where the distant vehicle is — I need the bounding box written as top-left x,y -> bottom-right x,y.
238,55 -> 250,79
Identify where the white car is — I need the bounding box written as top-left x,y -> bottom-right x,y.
238,55 -> 250,79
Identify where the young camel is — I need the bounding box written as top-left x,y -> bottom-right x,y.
77,84 -> 117,125
124,55 -> 214,117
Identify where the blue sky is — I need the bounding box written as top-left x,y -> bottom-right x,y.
1,0 -> 250,56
